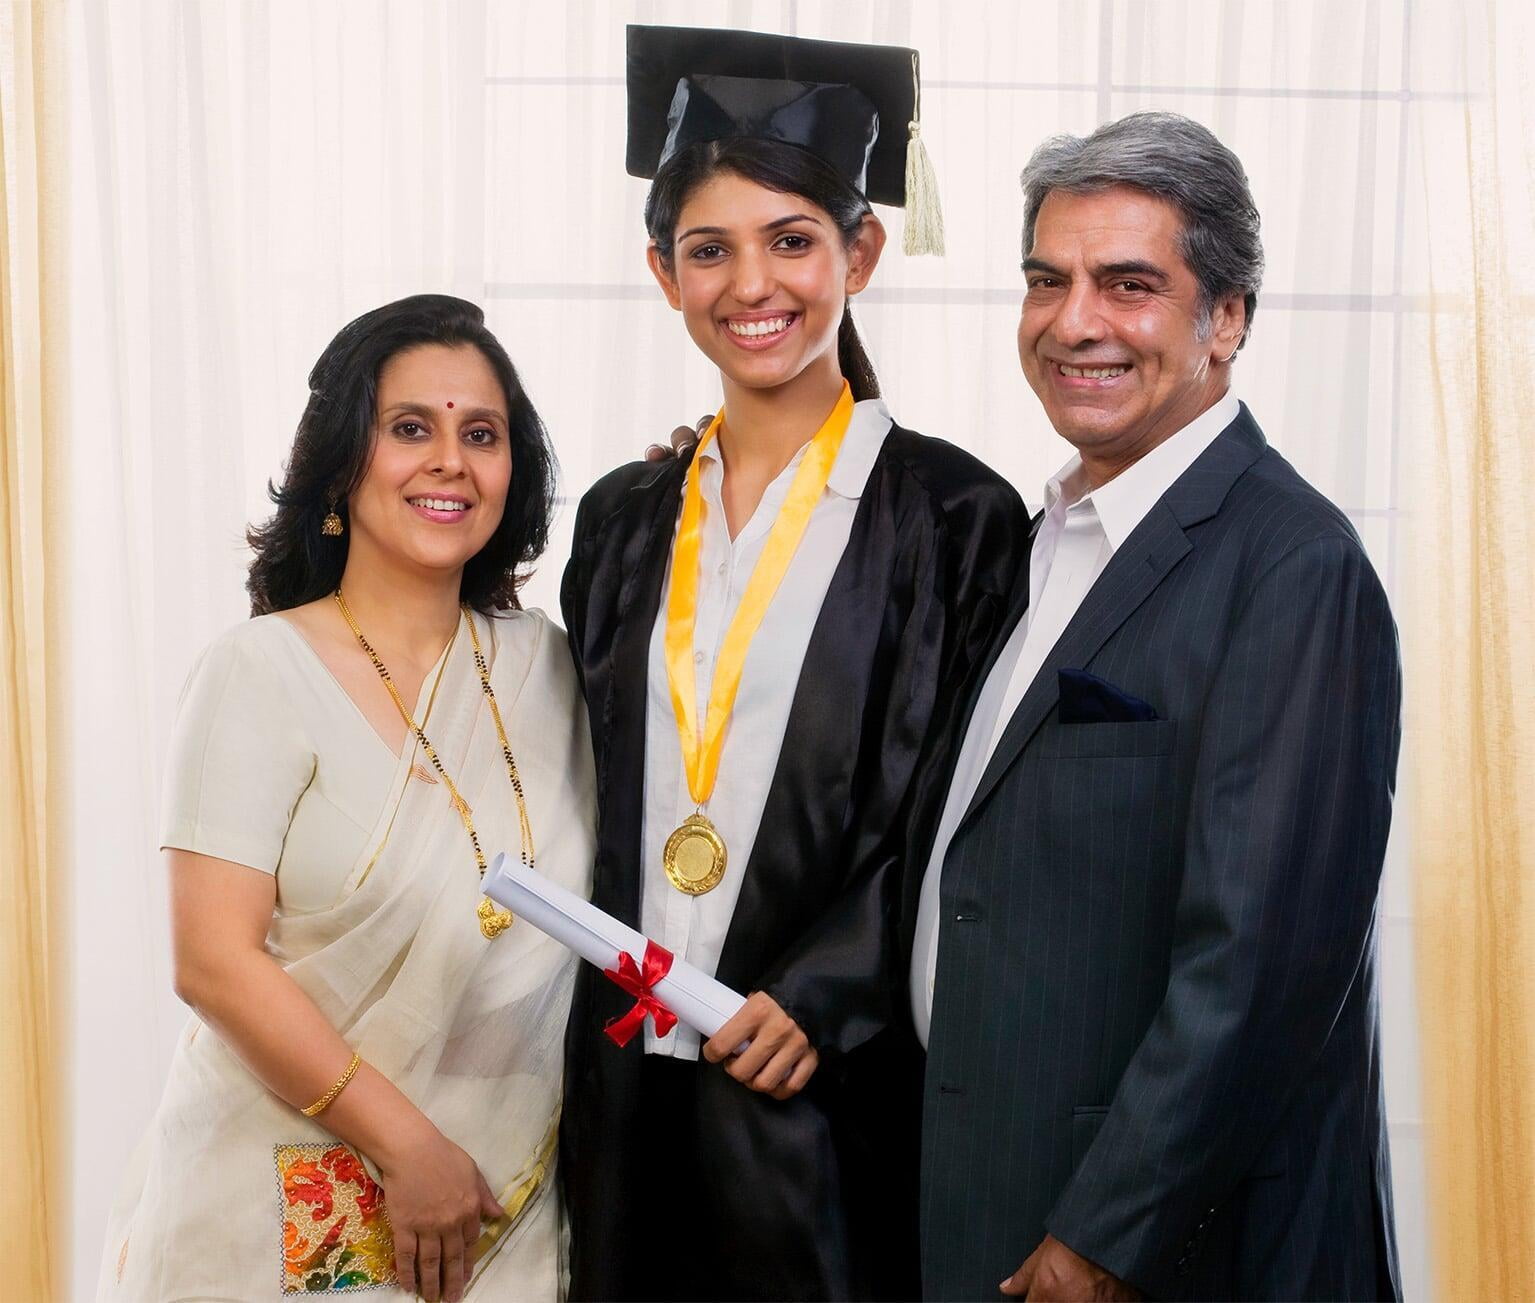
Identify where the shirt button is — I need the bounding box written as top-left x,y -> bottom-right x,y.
694,651 -> 705,665
717,562 -> 727,575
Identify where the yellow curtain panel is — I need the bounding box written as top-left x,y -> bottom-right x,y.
1412,2 -> 1535,1298
0,4 -> 67,1299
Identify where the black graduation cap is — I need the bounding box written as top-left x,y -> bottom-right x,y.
626,24 -> 945,254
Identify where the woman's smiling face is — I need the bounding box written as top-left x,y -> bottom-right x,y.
648,170 -> 882,395
345,343 -> 512,579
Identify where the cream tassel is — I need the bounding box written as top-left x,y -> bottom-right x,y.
901,53 -> 945,256
902,121 -> 946,256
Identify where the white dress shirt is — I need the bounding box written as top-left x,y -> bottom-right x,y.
910,392 -> 1241,1048
641,399 -> 893,1058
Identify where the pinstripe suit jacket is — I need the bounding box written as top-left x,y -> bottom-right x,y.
920,406 -> 1403,1301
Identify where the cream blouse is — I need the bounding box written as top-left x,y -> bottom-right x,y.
160,612 -> 451,914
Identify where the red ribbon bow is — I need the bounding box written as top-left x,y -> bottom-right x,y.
602,940 -> 679,1047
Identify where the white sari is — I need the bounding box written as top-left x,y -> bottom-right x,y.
99,609 -> 594,1301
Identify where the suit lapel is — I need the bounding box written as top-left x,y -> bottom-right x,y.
959,503 -> 1192,823
958,407 -> 1268,827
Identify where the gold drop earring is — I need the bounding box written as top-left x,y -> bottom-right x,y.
322,499 -> 344,537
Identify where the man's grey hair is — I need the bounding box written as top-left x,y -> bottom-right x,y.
1020,112 -> 1264,351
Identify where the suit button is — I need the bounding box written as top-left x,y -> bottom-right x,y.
954,911 -> 981,922
938,1083 -> 965,1096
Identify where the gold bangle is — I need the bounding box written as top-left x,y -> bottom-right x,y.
302,1051 -> 361,1118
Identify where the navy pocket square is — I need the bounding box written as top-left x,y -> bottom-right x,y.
1057,668 -> 1159,724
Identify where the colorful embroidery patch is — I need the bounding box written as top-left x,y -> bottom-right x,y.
275,1142 -> 395,1294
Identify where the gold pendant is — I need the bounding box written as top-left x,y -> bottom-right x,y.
663,813 -> 728,895
478,896 -> 514,939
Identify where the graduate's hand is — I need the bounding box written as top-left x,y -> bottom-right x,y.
644,413 -> 711,462
1000,1234 -> 1140,1301
703,990 -> 820,1100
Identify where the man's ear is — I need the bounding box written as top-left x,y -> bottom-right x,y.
844,213 -> 888,297
646,243 -> 683,311
1210,290 -> 1247,364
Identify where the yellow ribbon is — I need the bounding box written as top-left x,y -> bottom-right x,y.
665,382 -> 855,808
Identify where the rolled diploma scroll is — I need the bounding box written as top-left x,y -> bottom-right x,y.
483,851 -> 747,1039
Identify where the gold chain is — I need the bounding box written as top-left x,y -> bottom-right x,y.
353,622 -> 457,893
333,591 -> 532,938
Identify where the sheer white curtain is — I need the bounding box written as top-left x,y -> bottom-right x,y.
66,2 -> 490,1295
70,0 -> 1436,1296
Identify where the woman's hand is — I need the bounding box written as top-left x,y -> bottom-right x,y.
644,413 -> 712,462
374,1122 -> 503,1303
166,850 -> 503,1302
702,991 -> 820,1100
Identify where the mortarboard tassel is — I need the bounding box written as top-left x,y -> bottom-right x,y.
902,54 -> 945,256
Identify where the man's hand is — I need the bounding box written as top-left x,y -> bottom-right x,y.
702,990 -> 819,1100
1000,1234 -> 1140,1301
644,413 -> 712,462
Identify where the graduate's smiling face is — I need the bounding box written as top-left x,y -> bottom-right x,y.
346,343 -> 512,578
1018,186 -> 1245,478
648,170 -> 884,395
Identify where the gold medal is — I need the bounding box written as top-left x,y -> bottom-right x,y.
662,384 -> 854,897
662,812 -> 728,895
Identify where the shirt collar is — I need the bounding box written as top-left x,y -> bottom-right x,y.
697,397 -> 892,502
1041,392 -> 1241,550
827,398 -> 892,498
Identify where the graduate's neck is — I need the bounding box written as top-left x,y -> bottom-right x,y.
714,359 -> 846,537
336,543 -> 463,666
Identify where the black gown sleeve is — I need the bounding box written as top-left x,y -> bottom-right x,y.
558,492 -> 592,691
560,460 -> 651,696
761,441 -> 1029,1057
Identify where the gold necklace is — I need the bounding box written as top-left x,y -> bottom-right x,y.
352,624 -> 458,893
334,591 -> 533,939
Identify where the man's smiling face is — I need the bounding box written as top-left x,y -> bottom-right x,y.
1018,185 -> 1245,481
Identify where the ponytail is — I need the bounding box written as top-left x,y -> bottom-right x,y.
837,303 -> 881,401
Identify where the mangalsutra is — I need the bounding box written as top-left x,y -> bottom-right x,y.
334,591 -> 534,939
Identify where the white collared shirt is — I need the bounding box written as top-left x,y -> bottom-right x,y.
910,392 -> 1241,1048
642,399 -> 894,1058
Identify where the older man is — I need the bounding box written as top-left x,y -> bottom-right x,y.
911,113 -> 1402,1301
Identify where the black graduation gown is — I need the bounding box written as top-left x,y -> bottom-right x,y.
558,424 -> 1031,1302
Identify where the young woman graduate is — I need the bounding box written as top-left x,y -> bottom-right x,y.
559,26 -> 1031,1302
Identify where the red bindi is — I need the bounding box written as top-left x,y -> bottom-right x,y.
446,401 -> 455,409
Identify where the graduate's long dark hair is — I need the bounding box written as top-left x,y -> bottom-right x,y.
246,294 -> 556,616
645,137 -> 882,401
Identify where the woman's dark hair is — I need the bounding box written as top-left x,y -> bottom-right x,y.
644,137 -> 881,401
246,294 -> 556,616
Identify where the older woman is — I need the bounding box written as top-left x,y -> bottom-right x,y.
99,295 -> 592,1302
